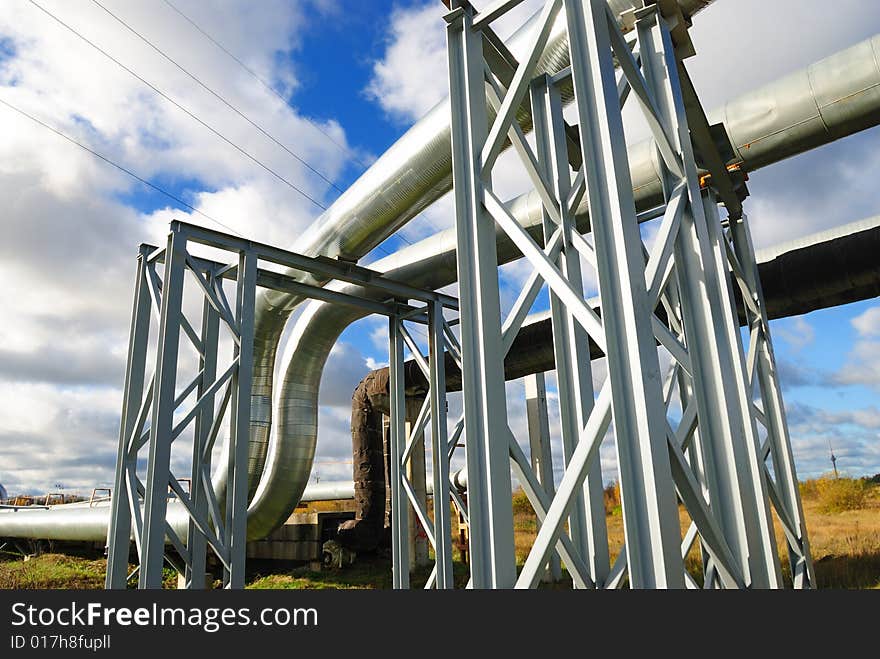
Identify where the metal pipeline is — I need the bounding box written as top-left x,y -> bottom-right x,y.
236,0 -> 716,526
5,12 -> 880,543
2,213 -> 879,543
250,34 -> 880,540
363,213 -> 880,399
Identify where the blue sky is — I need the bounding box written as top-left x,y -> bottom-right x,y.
0,0 -> 878,498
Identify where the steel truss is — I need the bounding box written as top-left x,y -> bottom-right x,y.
388,304 -> 464,588
442,0 -> 813,588
106,220 -> 457,589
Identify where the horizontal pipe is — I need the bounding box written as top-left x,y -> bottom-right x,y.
4,209 -> 859,545
238,0 -> 717,534
9,17 -> 880,544
256,33 -> 880,541
0,471 -> 468,542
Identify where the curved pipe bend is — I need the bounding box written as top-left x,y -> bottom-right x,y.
247,32 -> 880,540
239,0 -> 717,538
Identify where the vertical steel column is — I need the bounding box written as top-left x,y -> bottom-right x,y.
565,0 -> 683,588
225,249 -> 257,589
407,421 -> 430,569
106,245 -> 152,589
728,212 -> 815,588
389,313 -> 410,588
635,9 -> 779,587
531,75 -> 609,584
139,228 -> 187,589
185,275 -> 220,589
700,192 -> 782,586
445,2 -> 516,588
524,373 -> 562,583
429,301 -> 455,588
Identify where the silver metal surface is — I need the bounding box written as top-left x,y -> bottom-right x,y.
100,223 -> 454,589
3,221 -> 880,546
445,0 -> 519,588
239,0 -> 717,538
532,69 -> 607,584
3,4 -> 880,552
246,32 -> 880,544
525,373 -> 562,582
430,0 -> 805,589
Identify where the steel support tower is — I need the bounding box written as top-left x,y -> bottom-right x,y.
440,0 -> 813,588
106,221 -> 458,589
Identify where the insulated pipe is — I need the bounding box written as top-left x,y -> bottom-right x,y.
2,214 -> 878,543
5,21 -> 879,544
236,0 -> 716,512
0,502 -> 191,543
0,477 -> 466,542
250,34 -> 880,540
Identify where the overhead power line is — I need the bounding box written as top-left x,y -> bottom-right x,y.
27,0 -> 328,212
159,0 -> 370,172
90,0 -> 344,195
156,0 -> 421,249
0,96 -> 240,236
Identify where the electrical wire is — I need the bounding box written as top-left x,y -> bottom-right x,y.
0,96 -> 241,236
159,0 -> 370,172
90,0 -> 344,195
27,0 -> 328,212
157,0 -> 425,248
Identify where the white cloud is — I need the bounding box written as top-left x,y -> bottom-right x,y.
364,0 -> 544,123
852,305 -> 880,338
831,304 -> 880,391
775,316 -> 816,352
0,0 -> 356,494
0,382 -> 122,493
364,3 -> 448,123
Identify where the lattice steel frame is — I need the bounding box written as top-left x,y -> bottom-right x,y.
443,0 -> 813,589
723,209 -> 816,588
106,221 -> 457,589
388,303 -> 466,588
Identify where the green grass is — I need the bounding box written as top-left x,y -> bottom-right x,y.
3,478 -> 879,590
0,553 -> 107,589
247,557 -> 470,589
0,552 -> 179,589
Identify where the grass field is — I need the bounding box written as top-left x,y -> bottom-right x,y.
2,476 -> 878,589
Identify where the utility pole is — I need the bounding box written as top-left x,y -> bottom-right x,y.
829,441 -> 839,479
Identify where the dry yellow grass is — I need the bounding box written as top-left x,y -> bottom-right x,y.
792,478 -> 880,588
2,479 -> 876,589
510,478 -> 880,588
